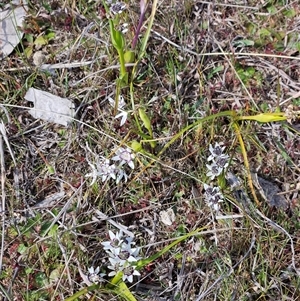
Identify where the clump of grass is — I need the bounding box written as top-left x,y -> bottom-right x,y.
0,1 -> 300,300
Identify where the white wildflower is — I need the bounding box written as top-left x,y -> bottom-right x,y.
207,142 -> 226,161
87,266 -> 105,284
107,257 -> 124,277
115,110 -> 128,126
115,167 -> 128,184
204,184 -> 224,211
112,147 -> 135,169
120,23 -> 129,34
85,162 -> 100,186
122,263 -> 140,283
102,230 -> 125,250
214,155 -> 229,170
97,159 -> 117,182
206,162 -> 223,180
110,2 -> 127,14
102,230 -> 141,283
108,95 -> 126,110
108,95 -> 128,126
86,158 -> 117,185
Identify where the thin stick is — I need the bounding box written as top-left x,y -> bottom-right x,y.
150,29 -> 300,61
0,124 -> 6,274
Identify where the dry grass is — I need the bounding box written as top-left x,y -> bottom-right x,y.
0,0 -> 300,300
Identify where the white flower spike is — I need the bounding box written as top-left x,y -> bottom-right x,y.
102,229 -> 141,283
204,184 -> 224,211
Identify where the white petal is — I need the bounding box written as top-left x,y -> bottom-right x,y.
128,160 -> 134,169
108,230 -> 115,240
112,155 -> 121,162
133,269 -> 140,276
88,267 -> 94,274
213,203 -> 220,211
203,183 -> 210,190
160,208 -> 176,226
125,274 -> 133,283
108,271 -> 117,277
115,111 -> 128,126
108,97 -> 115,107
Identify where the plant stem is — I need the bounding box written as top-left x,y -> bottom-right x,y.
132,10 -> 146,49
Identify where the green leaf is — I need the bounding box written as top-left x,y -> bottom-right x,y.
238,112 -> 287,123
207,65 -> 224,79
49,268 -> 61,284
34,36 -> 47,46
40,222 -> 58,237
109,20 -> 125,51
24,47 -> 33,58
217,173 -> 227,189
131,140 -> 143,152
17,243 -> 28,254
124,50 -> 135,63
35,272 -> 48,287
266,5 -> 276,14
45,31 -> 55,40
138,108 -> 156,148
259,28 -> 271,38
232,39 -> 254,47
47,164 -> 55,174
113,281 -> 137,301
138,108 -> 152,136
25,33 -> 34,44
118,72 -> 128,86
273,138 -> 294,165
136,227 -> 206,269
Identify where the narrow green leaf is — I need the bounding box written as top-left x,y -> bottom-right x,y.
138,108 -> 156,147
238,112 -> 286,123
136,227 -> 206,269
64,284 -> 100,301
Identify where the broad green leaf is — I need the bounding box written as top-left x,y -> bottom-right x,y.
124,50 -> 135,63
113,281 -> 137,301
109,20 -> 124,51
138,108 -> 152,136
24,47 -> 33,58
34,36 -> 47,46
45,31 -> 55,40
131,140 -> 143,152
